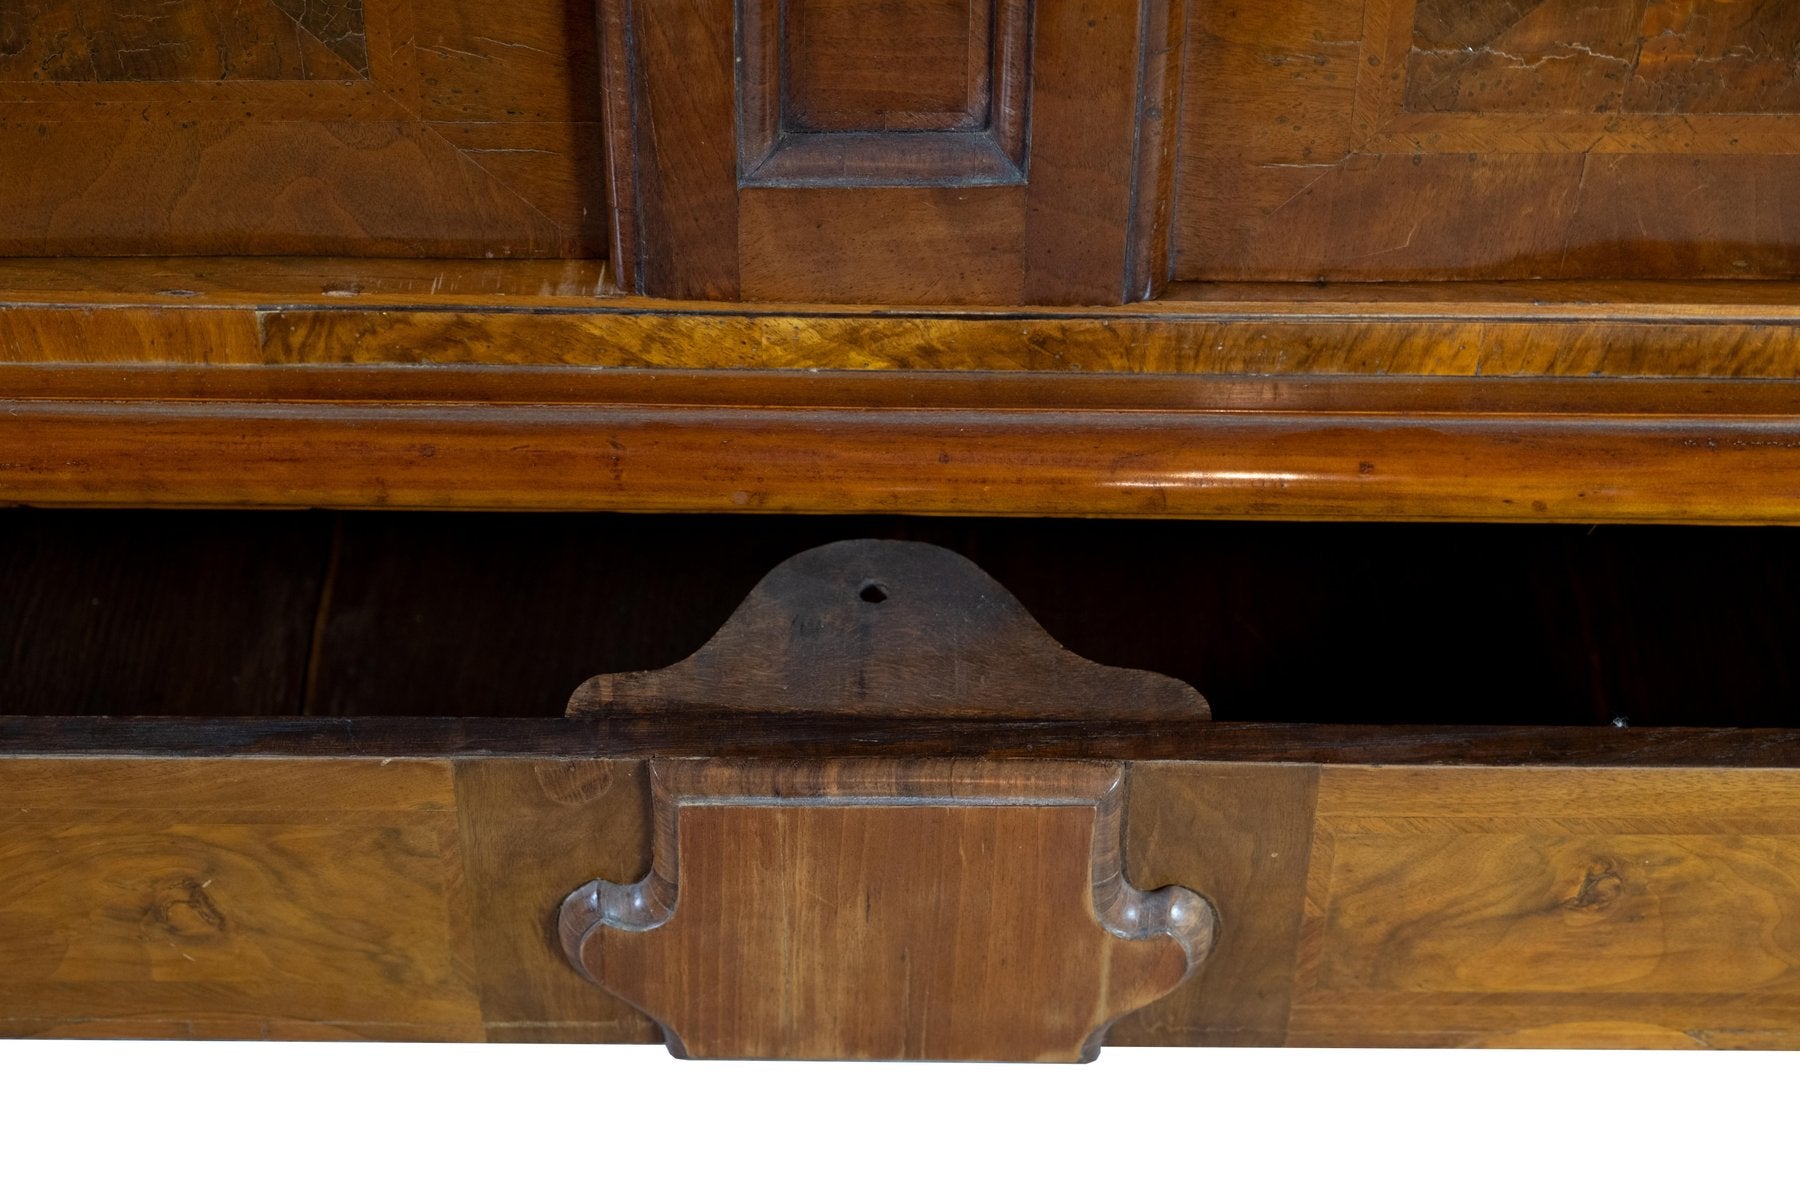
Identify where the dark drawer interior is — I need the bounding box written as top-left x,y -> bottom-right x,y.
3,510 -> 1796,728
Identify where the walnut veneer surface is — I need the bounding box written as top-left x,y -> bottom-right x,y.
5,0 -> 1800,1060
7,727 -> 1800,1049
0,0 -> 1798,519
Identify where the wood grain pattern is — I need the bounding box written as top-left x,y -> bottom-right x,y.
0,757 -> 482,1040
10,401 -> 1800,523
1110,762 -> 1321,1046
1291,766 -> 1800,1048
5,264 -> 1800,520
560,539 -> 1216,1059
558,759 -> 1215,1060
1408,0 -> 1800,114
0,0 -> 368,82
0,0 -> 605,256
783,0 -> 990,131
5,741 -> 1800,1048
1175,0 -> 1800,279
15,270 -> 1800,379
455,759 -> 656,1043
738,0 -> 1029,187
0,509 -> 331,716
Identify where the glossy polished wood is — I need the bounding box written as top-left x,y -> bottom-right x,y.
11,400 -> 1800,523
5,262 -> 1800,521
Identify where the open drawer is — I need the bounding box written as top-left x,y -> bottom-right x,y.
4,512 -> 1797,1058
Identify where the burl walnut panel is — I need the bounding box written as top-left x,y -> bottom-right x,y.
1291,766 -> 1800,1048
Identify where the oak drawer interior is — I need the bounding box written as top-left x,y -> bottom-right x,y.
4,510 -> 1795,728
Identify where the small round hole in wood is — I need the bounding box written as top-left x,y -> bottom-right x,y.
858,581 -> 889,605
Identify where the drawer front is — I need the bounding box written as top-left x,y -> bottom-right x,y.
3,537 -> 1797,1057
3,747 -> 1799,1049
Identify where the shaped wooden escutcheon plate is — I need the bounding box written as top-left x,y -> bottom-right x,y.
558,540 -> 1218,1061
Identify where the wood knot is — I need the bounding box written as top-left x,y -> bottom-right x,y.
143,879 -> 227,939
1562,861 -> 1624,912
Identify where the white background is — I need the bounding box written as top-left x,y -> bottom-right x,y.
1,1043 -> 1789,1197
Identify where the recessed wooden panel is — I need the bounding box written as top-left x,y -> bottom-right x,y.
1176,0 -> 1800,279
609,0 -> 1181,302
785,0 -> 989,131
0,0 -> 604,256
737,0 -> 1028,187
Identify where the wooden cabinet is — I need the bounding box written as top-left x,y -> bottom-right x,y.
2,0 -> 1800,1060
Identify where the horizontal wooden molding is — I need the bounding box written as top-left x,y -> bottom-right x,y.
5,717 -> 1800,768
8,400 -> 1800,523
4,264 -> 1800,520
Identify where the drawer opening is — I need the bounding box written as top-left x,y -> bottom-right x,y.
3,510 -> 1795,729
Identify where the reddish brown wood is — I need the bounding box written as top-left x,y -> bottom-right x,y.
5,263 -> 1800,521
0,0 -> 605,257
783,0 -> 994,132
739,0 -> 1030,184
10,400 -> 1800,524
1176,0 -> 1800,281
559,759 -> 1216,1060
602,0 -> 1179,302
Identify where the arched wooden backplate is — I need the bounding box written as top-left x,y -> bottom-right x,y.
559,759 -> 1216,1062
567,539 -> 1211,722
